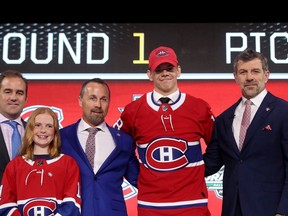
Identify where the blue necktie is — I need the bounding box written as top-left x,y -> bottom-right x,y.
4,120 -> 22,158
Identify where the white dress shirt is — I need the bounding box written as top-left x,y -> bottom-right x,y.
153,89 -> 180,104
77,119 -> 116,173
233,89 -> 267,148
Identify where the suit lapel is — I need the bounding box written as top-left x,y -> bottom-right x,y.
0,128 -> 10,162
97,125 -> 122,173
242,92 -> 274,151
224,99 -> 242,154
67,121 -> 91,167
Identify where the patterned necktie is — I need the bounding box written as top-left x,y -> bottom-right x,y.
85,127 -> 99,168
4,120 -> 21,158
159,97 -> 171,104
239,100 -> 252,151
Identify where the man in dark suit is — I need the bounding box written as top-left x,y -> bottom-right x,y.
0,70 -> 28,182
203,48 -> 288,216
60,78 -> 139,216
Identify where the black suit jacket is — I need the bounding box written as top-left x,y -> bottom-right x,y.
0,119 -> 26,182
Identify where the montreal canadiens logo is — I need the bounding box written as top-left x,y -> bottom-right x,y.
21,105 -> 64,128
23,198 -> 56,216
145,137 -> 188,171
156,49 -> 169,57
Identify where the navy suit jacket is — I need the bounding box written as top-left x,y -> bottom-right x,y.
0,119 -> 26,182
204,92 -> 288,216
60,120 -> 139,216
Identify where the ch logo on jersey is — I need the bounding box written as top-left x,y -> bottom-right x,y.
21,105 -> 64,128
23,198 -> 56,216
145,137 -> 188,171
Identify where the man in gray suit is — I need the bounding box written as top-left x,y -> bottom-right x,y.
0,70 -> 28,182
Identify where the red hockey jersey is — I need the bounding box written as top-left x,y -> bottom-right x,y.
117,92 -> 215,216
0,154 -> 81,216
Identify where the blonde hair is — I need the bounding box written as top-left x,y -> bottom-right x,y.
19,107 -> 61,160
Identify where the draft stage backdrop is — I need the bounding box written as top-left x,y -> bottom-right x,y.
22,79 -> 288,216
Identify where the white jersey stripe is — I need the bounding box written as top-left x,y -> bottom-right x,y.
137,141 -> 200,148
138,198 -> 208,207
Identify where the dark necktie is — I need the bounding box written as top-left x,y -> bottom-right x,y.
4,120 -> 21,158
85,127 -> 99,168
239,100 -> 252,151
159,97 -> 171,104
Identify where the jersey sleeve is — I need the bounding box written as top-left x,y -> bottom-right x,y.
199,98 -> 215,145
116,100 -> 138,137
0,160 -> 21,216
54,156 -> 81,216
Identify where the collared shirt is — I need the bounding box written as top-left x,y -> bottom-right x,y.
153,89 -> 180,104
233,89 -> 267,147
0,114 -> 24,159
77,119 -> 115,173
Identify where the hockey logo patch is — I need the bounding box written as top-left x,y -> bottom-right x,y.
162,105 -> 168,111
21,105 -> 64,129
23,198 -> 57,216
145,137 -> 188,171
